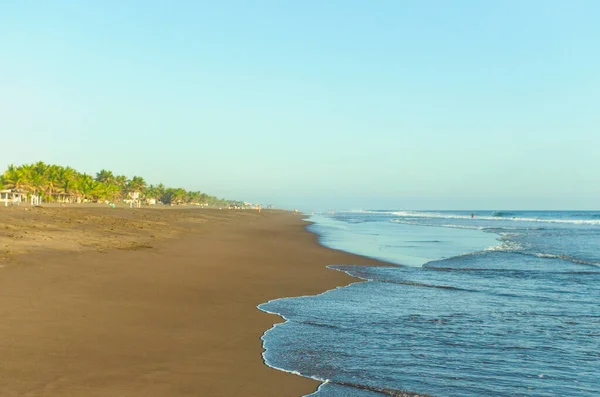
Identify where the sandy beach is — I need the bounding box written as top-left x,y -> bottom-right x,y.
0,206 -> 387,397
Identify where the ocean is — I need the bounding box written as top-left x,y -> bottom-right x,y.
258,210 -> 600,397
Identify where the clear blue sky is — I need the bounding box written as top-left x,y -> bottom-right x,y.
1,1 -> 598,210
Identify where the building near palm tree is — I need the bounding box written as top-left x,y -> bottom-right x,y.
50,192 -> 77,203
126,191 -> 142,208
0,189 -> 24,206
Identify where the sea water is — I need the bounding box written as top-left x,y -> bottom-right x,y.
259,210 -> 600,396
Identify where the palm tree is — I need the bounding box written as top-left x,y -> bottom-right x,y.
33,161 -> 47,174
144,183 -> 166,204
28,166 -> 46,197
114,175 -> 128,199
115,175 -> 127,187
170,188 -> 188,205
2,164 -> 30,191
77,173 -> 98,201
188,191 -> 204,204
146,184 -> 159,200
127,176 -> 147,193
156,183 -> 166,200
95,169 -> 115,184
44,164 -> 63,199
94,182 -> 111,201
55,166 -> 77,202
104,183 -> 120,202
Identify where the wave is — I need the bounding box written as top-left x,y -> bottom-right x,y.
491,211 -> 515,217
425,265 -> 600,275
330,265 -> 476,290
390,219 -> 484,230
485,226 -> 545,231
391,211 -> 600,225
385,280 -> 472,291
426,246 -> 600,269
531,252 -> 600,267
342,209 -> 398,215
391,220 -> 551,234
483,239 -> 600,266
484,241 -> 526,252
390,219 -> 546,232
391,215 -> 600,268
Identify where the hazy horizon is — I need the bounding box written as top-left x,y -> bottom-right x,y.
2,1 -> 598,210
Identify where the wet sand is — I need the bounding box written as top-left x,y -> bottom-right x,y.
0,207 -> 387,396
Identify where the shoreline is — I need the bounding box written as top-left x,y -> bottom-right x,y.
257,274 -> 370,392
257,217 -> 420,397
257,266 -> 433,397
0,207 -> 391,396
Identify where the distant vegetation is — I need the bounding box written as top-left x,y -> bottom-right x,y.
0,162 -> 239,206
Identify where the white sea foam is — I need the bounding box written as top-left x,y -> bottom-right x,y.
258,307 -> 331,395
478,244 -> 600,267
484,240 -> 525,253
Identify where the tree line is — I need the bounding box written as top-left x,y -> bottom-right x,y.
0,162 -> 239,206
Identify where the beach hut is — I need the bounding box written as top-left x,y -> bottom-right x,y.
0,189 -> 24,207
0,189 -> 10,206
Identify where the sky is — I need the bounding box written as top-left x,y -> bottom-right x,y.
1,1 -> 598,210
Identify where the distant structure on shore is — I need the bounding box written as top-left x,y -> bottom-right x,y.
0,189 -> 24,207
229,202 -> 263,211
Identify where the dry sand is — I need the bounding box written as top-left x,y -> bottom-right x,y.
0,206 -> 388,397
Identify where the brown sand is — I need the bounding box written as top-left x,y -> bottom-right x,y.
0,207 -> 389,397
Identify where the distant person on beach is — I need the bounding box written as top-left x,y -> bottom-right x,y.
471,213 -> 475,218
293,209 -> 299,215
